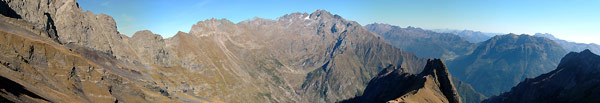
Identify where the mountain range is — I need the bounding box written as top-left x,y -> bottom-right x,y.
0,0 -> 426,102
534,33 -> 600,54
1,0 -> 598,103
448,34 -> 568,96
365,23 -> 475,60
430,29 -> 503,43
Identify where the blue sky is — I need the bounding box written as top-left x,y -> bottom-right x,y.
79,0 -> 600,44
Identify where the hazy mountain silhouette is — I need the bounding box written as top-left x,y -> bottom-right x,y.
534,33 -> 600,54
365,23 -> 475,60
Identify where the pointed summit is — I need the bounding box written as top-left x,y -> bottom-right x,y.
581,49 -> 594,55
311,10 -> 333,17
189,18 -> 236,36
309,9 -> 336,20
341,59 -> 460,103
421,59 -> 461,103
132,30 -> 163,40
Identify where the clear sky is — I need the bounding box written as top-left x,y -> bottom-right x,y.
78,0 -> 600,44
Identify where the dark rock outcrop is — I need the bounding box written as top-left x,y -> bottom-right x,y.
483,49 -> 600,103
341,59 -> 460,103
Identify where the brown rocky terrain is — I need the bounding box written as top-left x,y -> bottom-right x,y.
340,59 -> 461,103
0,0 -> 427,102
483,49 -> 600,103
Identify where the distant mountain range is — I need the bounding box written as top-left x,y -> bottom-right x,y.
366,24 -> 578,103
1,0 -> 598,103
483,49 -> 600,103
448,34 -> 568,96
430,29 -> 504,43
365,23 -> 475,60
534,33 -> 600,54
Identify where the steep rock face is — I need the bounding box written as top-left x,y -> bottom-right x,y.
1,0 -> 139,65
534,33 -> 600,54
0,17 -> 183,103
365,23 -> 474,60
129,30 -> 173,65
448,34 -> 568,96
483,49 -> 600,103
341,59 -> 460,103
2,0 -> 122,52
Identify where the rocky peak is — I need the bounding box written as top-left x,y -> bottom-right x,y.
341,59 -> 460,103
278,12 -> 310,21
174,31 -> 189,37
420,59 -> 461,103
533,33 -> 558,40
558,49 -> 599,71
189,18 -> 236,37
310,9 -> 334,19
131,30 -> 163,41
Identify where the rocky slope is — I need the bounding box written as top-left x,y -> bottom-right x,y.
0,0 -> 427,102
340,59 -> 460,103
534,33 -> 600,54
365,23 -> 475,60
483,49 -> 600,103
448,34 -> 568,96
453,78 -> 486,103
0,16 -> 183,103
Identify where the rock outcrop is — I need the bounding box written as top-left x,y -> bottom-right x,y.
341,59 -> 461,103
483,49 -> 600,103
2,0 -> 125,53
448,34 -> 568,96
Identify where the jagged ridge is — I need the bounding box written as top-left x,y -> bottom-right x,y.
341,59 -> 460,103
